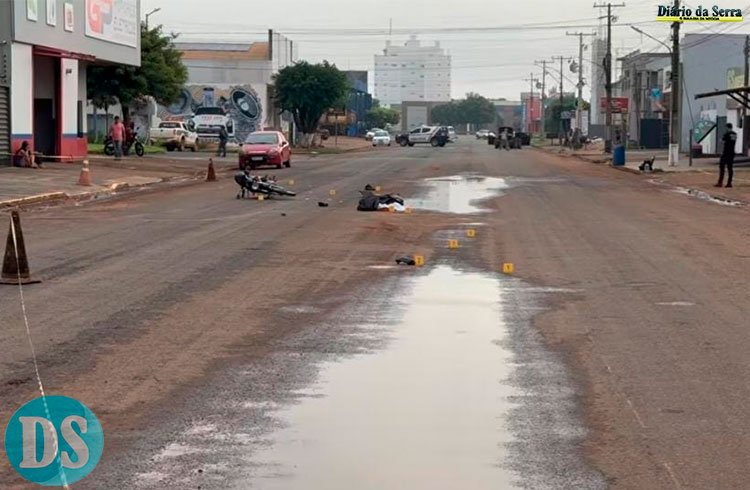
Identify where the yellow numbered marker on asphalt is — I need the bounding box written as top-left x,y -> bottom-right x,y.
405,206 -> 413,214
388,206 -> 396,213
288,179 -> 295,186
257,195 -> 264,202
503,263 -> 515,275
375,185 -> 382,192
449,239 -> 459,249
414,255 -> 425,267
466,229 -> 476,238
329,189 -> 336,196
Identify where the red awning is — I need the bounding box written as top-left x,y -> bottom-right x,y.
33,46 -> 97,62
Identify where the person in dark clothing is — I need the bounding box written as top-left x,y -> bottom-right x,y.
217,126 -> 228,157
716,123 -> 738,188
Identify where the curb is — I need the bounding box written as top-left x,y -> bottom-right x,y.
0,173 -> 209,211
0,192 -> 68,209
533,144 -> 645,173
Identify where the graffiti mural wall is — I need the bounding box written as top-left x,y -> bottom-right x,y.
157,85 -> 264,141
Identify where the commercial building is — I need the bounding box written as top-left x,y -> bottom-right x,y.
616,51 -> 671,148
680,33 -> 748,154
342,71 -> 372,136
520,92 -> 543,134
373,36 -> 451,106
1,0 -> 141,162
170,31 -> 295,142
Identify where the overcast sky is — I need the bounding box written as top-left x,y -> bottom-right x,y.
143,0 -> 750,101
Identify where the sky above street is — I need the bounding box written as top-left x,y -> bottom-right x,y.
143,0 -> 750,101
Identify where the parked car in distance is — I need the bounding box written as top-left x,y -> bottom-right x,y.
193,106 -> 235,141
372,130 -> 392,146
149,121 -> 199,152
447,126 -> 458,142
366,128 -> 382,141
239,131 -> 291,170
402,126 -> 443,147
516,131 -> 531,146
476,129 -> 491,139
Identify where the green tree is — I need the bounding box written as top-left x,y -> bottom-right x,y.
458,93 -> 495,128
431,102 -> 463,126
87,23 -> 187,122
273,61 -> 349,147
544,95 -> 578,135
365,106 -> 400,129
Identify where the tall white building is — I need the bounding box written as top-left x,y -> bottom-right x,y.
374,36 -> 451,106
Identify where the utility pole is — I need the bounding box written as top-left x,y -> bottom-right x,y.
567,32 -> 596,146
669,0 -> 681,165
594,2 -> 626,153
551,56 -> 573,143
535,60 -> 549,137
743,35 -> 749,154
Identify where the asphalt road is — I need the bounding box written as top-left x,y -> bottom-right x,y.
1,139 -> 749,489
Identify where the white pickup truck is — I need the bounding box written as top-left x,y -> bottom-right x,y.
149,121 -> 199,152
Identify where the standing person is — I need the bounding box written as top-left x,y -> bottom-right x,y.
716,123 -> 738,188
109,116 -> 126,160
217,125 -> 228,158
500,128 -> 510,151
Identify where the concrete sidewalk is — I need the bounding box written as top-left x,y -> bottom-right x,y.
0,154 -> 230,208
535,143 -> 750,204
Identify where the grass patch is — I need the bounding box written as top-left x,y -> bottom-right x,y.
88,143 -> 166,155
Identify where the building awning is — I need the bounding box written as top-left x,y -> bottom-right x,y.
695,86 -> 750,109
33,46 -> 96,62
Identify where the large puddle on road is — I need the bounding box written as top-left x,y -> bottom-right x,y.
411,175 -> 508,213
130,266 -> 604,490
245,266 -> 519,489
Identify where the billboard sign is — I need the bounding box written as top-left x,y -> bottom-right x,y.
85,0 -> 138,47
600,97 -> 629,113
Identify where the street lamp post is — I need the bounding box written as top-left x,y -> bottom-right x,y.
145,7 -> 161,28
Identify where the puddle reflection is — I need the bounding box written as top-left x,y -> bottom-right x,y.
410,175 -> 508,214
246,266 -> 521,489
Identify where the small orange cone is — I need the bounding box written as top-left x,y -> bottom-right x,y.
206,158 -> 217,182
77,160 -> 92,186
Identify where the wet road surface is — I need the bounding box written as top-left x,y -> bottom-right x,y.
2,140 -> 750,489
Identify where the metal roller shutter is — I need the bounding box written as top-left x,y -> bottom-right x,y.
0,87 -> 9,165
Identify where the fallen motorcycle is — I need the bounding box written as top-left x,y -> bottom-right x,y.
235,173 -> 296,199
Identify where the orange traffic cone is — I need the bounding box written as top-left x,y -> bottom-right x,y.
206,158 -> 217,182
0,211 -> 41,285
77,160 -> 92,186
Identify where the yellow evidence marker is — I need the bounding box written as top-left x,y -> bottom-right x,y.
449,239 -> 459,249
414,255 -> 425,266
329,189 -> 336,196
503,263 -> 515,275
466,229 -> 476,238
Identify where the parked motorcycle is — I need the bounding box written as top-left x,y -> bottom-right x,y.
235,173 -> 296,199
103,135 -> 145,157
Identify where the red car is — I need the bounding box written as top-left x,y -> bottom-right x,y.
239,131 -> 292,170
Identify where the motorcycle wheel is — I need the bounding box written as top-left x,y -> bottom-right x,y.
104,145 -> 115,156
135,142 -> 145,157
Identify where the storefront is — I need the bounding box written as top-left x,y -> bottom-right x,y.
1,0 -> 140,162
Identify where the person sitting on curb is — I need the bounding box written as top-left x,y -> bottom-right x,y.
12,141 -> 42,168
